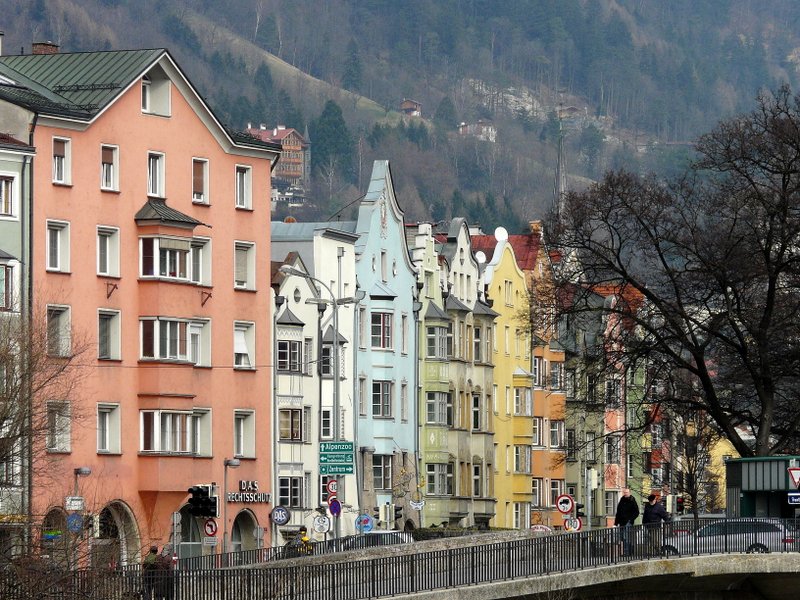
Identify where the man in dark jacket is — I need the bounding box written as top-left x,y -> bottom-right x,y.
642,494 -> 670,555
614,488 -> 639,556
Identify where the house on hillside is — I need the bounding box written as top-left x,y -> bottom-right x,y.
246,124 -> 310,207
400,98 -> 422,117
458,120 -> 497,143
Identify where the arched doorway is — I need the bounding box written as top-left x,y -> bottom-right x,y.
230,510 -> 258,553
41,508 -> 69,568
177,505 -> 202,559
92,501 -> 140,567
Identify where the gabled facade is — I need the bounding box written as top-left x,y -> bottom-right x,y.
0,47 -> 280,564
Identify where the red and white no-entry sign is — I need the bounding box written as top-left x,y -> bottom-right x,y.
204,518 -> 217,536
556,494 -> 574,514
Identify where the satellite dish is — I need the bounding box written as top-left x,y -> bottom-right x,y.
475,251 -> 486,265
494,226 -> 508,242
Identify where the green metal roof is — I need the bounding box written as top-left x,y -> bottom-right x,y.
0,49 -> 164,118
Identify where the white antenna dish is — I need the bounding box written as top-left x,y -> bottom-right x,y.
494,226 -> 508,242
475,251 -> 486,265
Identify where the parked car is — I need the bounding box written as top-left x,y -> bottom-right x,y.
337,531 -> 413,552
662,518 -> 797,556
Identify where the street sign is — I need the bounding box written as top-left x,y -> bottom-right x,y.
355,514 -> 374,533
313,515 -> 331,533
320,453 -> 355,464
789,467 -> 800,489
409,500 -> 425,511
564,517 -> 582,532
65,496 -> 84,512
328,498 -> 342,517
530,524 -> 552,534
556,494 -> 574,515
204,519 -> 217,537
320,441 -> 354,453
788,492 -> 800,505
320,464 -> 355,475
271,506 -> 291,525
327,493 -> 337,505
66,513 -> 83,534
326,479 -> 338,495
203,536 -> 218,546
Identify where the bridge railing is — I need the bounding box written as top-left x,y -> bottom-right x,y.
2,518 -> 798,599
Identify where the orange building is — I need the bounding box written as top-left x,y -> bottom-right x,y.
0,47 -> 280,564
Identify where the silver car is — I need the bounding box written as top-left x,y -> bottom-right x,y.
662,518 -> 797,556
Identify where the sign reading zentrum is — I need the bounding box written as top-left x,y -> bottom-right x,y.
320,441 -> 354,475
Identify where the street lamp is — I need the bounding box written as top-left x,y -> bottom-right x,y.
73,467 -> 91,496
222,457 -> 240,554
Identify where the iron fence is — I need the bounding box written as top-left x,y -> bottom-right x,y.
2,518 -> 797,599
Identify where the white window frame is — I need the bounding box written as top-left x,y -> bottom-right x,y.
46,220 -> 70,272
100,144 -> 119,191
549,420 -> 565,448
188,319 -> 211,367
140,409 -> 207,455
52,137 -> 71,184
234,410 -> 255,458
513,502 -> 530,529
47,305 -> 71,357
586,431 -> 597,461
98,309 -> 121,360
190,237 -> 212,285
0,174 -> 16,218
532,478 -> 543,507
532,417 -> 542,446
472,464 -> 482,497
372,380 -> 392,418
513,387 -> 532,416
320,408 -> 333,440
141,75 -> 151,112
373,454 -> 393,490
426,462 -> 453,496
278,476 -> 304,507
426,391 -> 449,425
0,262 -> 17,312
97,403 -> 121,454
426,325 -> 448,359
277,340 -> 302,372
401,382 -> 408,422
147,152 -> 165,198
47,401 -> 71,453
514,445 -> 531,474
371,312 -> 393,349
278,407 -> 304,441
234,241 -> 255,290
233,321 -> 255,369
549,479 -> 564,506
192,158 -> 209,204
97,226 -> 120,277
235,164 -> 252,209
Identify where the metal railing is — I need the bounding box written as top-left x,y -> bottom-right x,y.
2,518 -> 797,599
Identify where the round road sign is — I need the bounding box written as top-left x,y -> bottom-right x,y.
355,514 -> 374,533
66,512 -> 83,534
556,494 -> 574,515
564,517 -> 582,532
326,479 -> 338,495
204,518 -> 217,536
328,498 -> 342,517
530,524 -> 552,534
313,515 -> 331,533
271,506 -> 291,525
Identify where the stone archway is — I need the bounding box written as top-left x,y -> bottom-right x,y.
92,501 -> 140,567
230,509 -> 259,552
41,508 -> 69,568
177,505 -> 202,559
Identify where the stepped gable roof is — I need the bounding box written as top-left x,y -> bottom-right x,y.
276,306 -> 304,327
134,198 -> 204,229
506,233 -> 541,271
424,302 -> 451,321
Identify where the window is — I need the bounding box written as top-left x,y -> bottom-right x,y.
605,491 -> 619,516
358,377 -> 367,416
46,220 -> 70,272
190,237 -> 211,285
550,480 -> 564,506
373,455 -> 392,490
586,431 -> 597,461
531,478 -> 543,506
320,344 -> 334,376
513,387 -> 531,416
279,408 -> 304,441
141,74 -> 151,112
320,409 -> 333,439
605,378 -> 620,406
47,305 -> 71,357
514,445 -> 531,473
532,417 -> 542,446
141,237 -> 201,282
233,321 -> 255,368
566,429 -> 577,460
370,312 -> 392,349
606,435 -> 620,464
234,242 -> 255,289
140,409 -> 205,454
234,410 -> 255,457
401,382 -> 408,421
425,326 -> 448,359
566,369 -> 576,400
513,502 -> 530,529
473,327 -> 482,362
97,226 -> 120,277
147,152 -> 164,197
192,158 -> 209,203
141,318 -> 187,360
0,264 -> 13,311
235,165 -> 252,209
401,314 -> 408,353
504,326 -> 510,354
550,362 -> 563,389
651,423 -> 663,445
627,453 -> 635,479
358,308 -> 367,347
320,475 -> 333,504
372,380 -> 392,417
0,175 -> 14,217
532,357 -> 543,386
446,323 -> 454,357
472,394 -> 481,431
100,145 -> 119,191
472,465 -> 482,497
504,280 -> 513,305
278,476 -> 304,507
426,463 -> 453,496
98,309 -> 121,360
277,340 -> 302,372
97,404 -> 120,454
188,320 -> 211,367
426,391 -> 450,425
587,374 -> 597,403
52,138 -> 70,184
46,401 -> 70,452
549,421 -> 565,448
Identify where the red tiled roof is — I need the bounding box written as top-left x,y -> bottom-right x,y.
246,127 -> 303,143
470,235 -> 498,258
506,234 -> 541,271
0,133 -> 29,146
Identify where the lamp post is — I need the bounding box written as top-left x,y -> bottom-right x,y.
222,457 -> 240,554
279,265 -> 361,538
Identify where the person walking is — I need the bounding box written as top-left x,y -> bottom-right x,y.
642,494 -> 670,556
142,546 -> 158,600
614,488 -> 639,556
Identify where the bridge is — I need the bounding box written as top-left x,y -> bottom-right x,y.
6,520 -> 799,599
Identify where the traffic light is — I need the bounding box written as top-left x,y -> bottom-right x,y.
676,496 -> 685,515
206,493 -> 219,518
575,503 -> 586,518
394,504 -> 403,523
188,484 -> 218,517
373,506 -> 381,525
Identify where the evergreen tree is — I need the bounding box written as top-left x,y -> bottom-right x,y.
342,39 -> 363,92
434,96 -> 459,129
311,100 -> 355,182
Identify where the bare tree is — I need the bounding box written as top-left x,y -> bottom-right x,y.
552,86 -> 800,457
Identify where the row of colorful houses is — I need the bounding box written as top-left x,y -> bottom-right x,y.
0,44 -> 717,567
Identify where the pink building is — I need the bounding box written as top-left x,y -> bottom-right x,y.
0,47 -> 280,564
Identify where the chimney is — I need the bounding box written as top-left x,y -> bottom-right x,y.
259,123 -> 266,130
529,220 -> 542,236
32,41 -> 59,55
246,122 -> 252,130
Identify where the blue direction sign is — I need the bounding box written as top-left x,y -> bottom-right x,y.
66,512 -> 83,534
355,514 -> 374,533
271,506 -> 291,525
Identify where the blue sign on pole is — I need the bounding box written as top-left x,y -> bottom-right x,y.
271,506 -> 291,526
355,514 -> 374,533
66,512 -> 83,534
328,498 -> 342,517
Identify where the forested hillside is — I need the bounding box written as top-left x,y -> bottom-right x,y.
3,0 -> 800,228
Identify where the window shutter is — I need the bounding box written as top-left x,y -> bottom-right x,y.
193,160 -> 204,194
159,238 -> 192,251
102,146 -> 114,164
235,247 -> 248,283
53,140 -> 66,157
